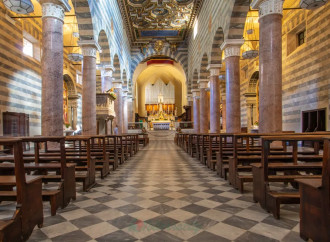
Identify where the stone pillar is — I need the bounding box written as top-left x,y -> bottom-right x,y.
78,40 -> 101,135
68,95 -> 78,129
39,0 -> 71,136
187,94 -> 193,122
207,64 -> 222,133
100,65 -> 114,93
192,89 -> 200,133
221,39 -> 244,133
199,80 -> 210,133
127,96 -> 134,123
221,96 -> 226,131
113,81 -> 123,134
251,0 -> 283,133
122,89 -> 128,134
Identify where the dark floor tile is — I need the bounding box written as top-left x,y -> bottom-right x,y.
145,215 -> 180,229
123,195 -> 145,203
181,204 -> 209,214
223,215 -> 258,230
208,195 -> 231,203
214,204 -> 244,214
85,204 -> 110,214
94,195 -> 117,203
143,230 -> 182,242
184,215 -> 218,229
149,204 -> 177,214
153,189 -> 172,195
235,231 -> 278,242
52,230 -> 92,242
203,188 -> 224,195
179,195 -> 203,203
281,231 -> 305,242
108,215 -> 138,229
96,230 -> 136,242
150,195 -> 173,203
42,214 -> 67,227
28,229 -> 49,241
261,216 -> 298,230
70,215 -> 103,228
177,188 -> 197,195
117,204 -> 143,214
188,231 -> 230,242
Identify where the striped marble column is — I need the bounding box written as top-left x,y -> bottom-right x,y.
221,39 -> 244,133
122,89 -> 128,134
199,80 -> 210,134
40,0 -> 71,136
208,64 -> 222,133
78,40 -> 101,135
192,90 -> 200,133
251,0 -> 283,133
113,81 -> 123,134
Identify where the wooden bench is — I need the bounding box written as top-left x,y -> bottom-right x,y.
295,136 -> 330,241
254,135 -> 325,219
0,138 -> 43,241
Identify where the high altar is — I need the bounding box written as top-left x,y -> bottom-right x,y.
146,94 -> 175,130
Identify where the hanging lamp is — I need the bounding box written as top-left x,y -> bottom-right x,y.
4,0 -> 34,14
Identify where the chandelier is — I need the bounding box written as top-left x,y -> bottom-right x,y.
68,53 -> 83,62
3,0 -> 34,14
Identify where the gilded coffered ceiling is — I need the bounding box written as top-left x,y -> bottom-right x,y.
117,0 -> 203,46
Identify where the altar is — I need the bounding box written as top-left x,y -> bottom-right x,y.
151,121 -> 171,130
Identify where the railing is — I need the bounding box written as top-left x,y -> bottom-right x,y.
128,122 -> 148,130
175,121 -> 193,129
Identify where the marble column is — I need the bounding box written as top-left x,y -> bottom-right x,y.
100,65 -> 114,93
207,64 -> 222,133
192,90 -> 200,133
251,0 -> 283,133
122,89 -> 128,134
199,80 -> 210,133
187,94 -> 193,122
39,0 -> 71,136
113,81 -> 123,134
68,95 -> 78,129
78,40 -> 101,135
221,39 -> 244,133
127,96 -> 134,123
221,96 -> 226,131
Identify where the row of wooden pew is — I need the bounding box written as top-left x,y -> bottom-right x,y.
0,133 -> 148,242
175,131 -> 330,241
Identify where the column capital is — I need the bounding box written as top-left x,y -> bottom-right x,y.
38,0 -> 71,22
101,64 -> 115,77
122,89 -> 128,97
220,39 -> 244,59
78,40 -> 102,58
112,80 -> 123,89
198,79 -> 209,89
187,94 -> 193,102
251,0 -> 284,19
207,64 -> 222,77
192,89 -> 200,99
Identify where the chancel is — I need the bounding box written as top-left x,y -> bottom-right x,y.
0,0 -> 329,241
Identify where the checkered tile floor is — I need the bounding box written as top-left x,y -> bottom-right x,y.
7,140 -> 304,241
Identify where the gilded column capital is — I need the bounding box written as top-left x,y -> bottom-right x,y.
207,64 -> 222,77
251,0 -> 284,19
220,39 -> 244,59
78,40 -> 102,58
38,0 -> 71,22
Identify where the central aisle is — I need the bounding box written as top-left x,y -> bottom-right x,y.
29,140 -> 302,242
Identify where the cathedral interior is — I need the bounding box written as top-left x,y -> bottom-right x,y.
0,0 -> 329,241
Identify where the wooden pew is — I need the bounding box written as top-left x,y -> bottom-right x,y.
105,135 -> 119,170
65,136 -> 96,192
0,138 -> 43,241
296,136 -> 330,241
253,135 -> 324,219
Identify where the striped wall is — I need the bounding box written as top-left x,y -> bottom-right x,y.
0,4 -> 42,136
239,2 -> 330,132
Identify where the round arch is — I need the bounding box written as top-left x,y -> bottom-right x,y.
98,30 -> 111,65
199,53 -> 209,81
210,27 -> 224,65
